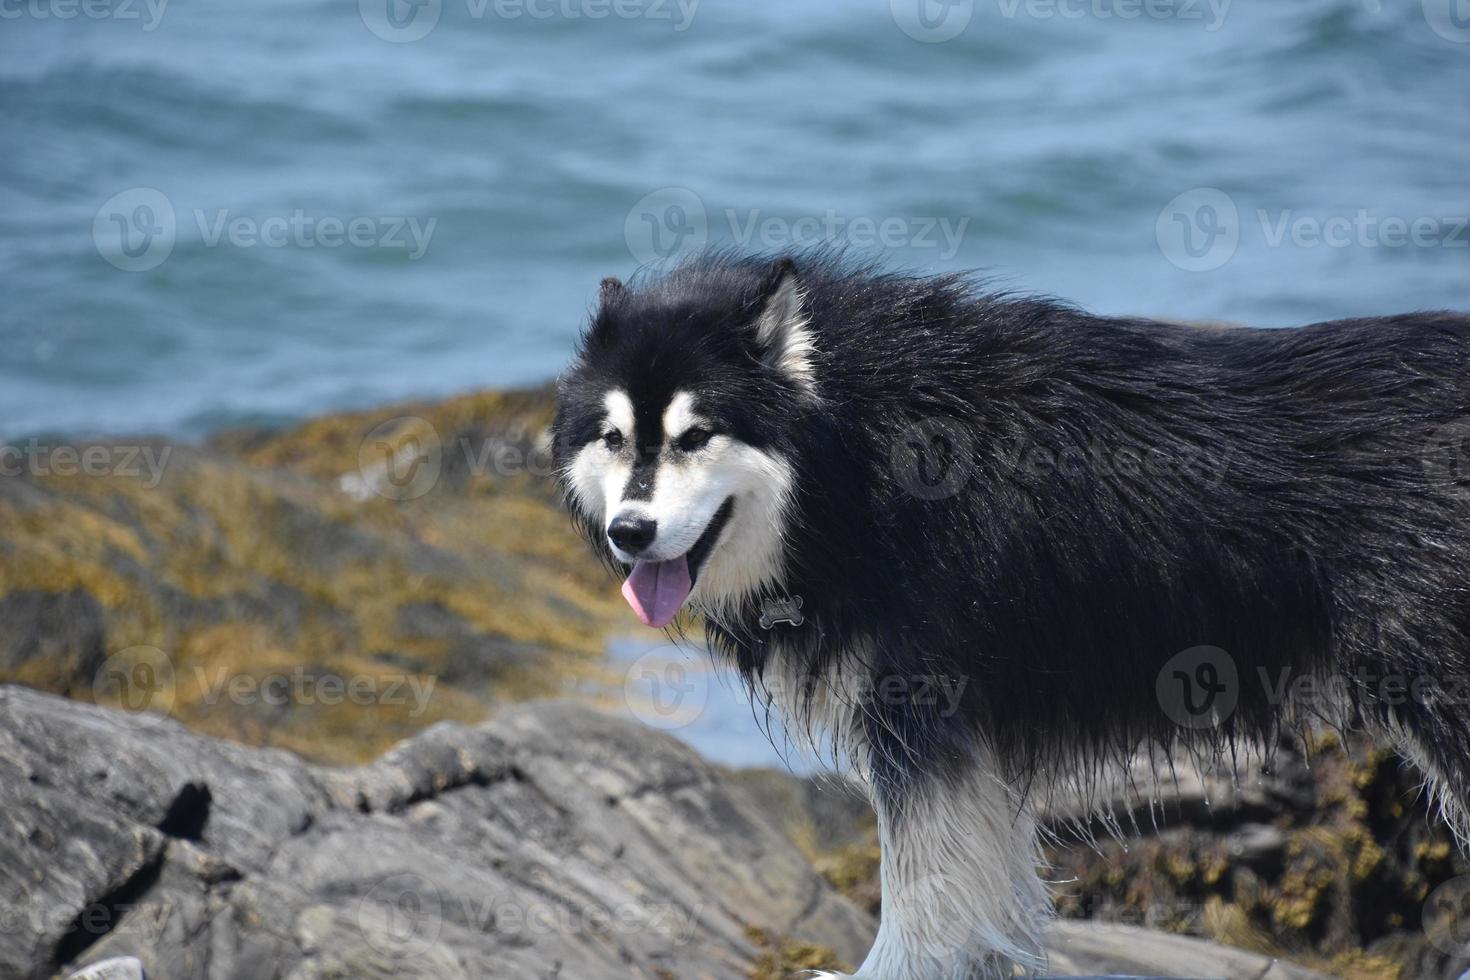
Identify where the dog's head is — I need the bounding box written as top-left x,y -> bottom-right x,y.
552,256 -> 816,628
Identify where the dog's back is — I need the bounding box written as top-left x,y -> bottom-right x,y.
721,256 -> 1470,805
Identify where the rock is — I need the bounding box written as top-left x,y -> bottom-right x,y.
65,957 -> 146,980
1048,921 -> 1331,979
0,588 -> 107,688
0,685 -> 872,980
728,769 -> 874,857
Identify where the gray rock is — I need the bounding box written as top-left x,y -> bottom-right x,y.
1048,921 -> 1332,979
0,686 -> 871,980
65,957 -> 146,980
3,686 -> 1346,980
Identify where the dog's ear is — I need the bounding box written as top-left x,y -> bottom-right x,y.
599,277 -> 625,306
587,277 -> 626,344
752,257 -> 818,398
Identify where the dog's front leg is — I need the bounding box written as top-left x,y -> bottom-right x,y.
823,757 -> 1052,980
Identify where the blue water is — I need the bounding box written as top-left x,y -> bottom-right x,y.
3,0 -> 1468,440
605,634 -> 826,771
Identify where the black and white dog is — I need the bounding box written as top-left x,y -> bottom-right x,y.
552,250 -> 1470,978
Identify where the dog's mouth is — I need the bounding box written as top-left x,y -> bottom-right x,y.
620,498 -> 734,629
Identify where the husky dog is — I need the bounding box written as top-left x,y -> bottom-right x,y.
552,250 -> 1470,978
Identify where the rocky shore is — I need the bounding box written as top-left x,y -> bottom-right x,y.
3,386 -> 1466,978
0,684 -> 872,979
3,685 -> 1349,980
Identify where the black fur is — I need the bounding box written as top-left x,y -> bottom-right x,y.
554,250 -> 1470,813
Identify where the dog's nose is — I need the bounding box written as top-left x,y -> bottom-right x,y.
607,514 -> 657,555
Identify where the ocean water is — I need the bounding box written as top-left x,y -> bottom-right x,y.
2,0 -> 1468,440
604,634 -> 813,770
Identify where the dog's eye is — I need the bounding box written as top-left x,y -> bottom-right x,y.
677,428 -> 713,452
601,430 -> 624,451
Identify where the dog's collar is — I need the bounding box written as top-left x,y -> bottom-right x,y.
758,594 -> 805,630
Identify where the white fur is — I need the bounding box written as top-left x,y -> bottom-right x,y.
762,651 -> 1052,980
563,387 -> 795,613
685,442 -> 794,614
603,389 -> 634,440
756,273 -> 819,398
851,763 -> 1051,980
565,389 -> 635,525
662,391 -> 701,443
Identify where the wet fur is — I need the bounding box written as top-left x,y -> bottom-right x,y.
553,250 -> 1470,976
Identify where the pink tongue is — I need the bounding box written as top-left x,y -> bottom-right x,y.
621,556 -> 693,629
